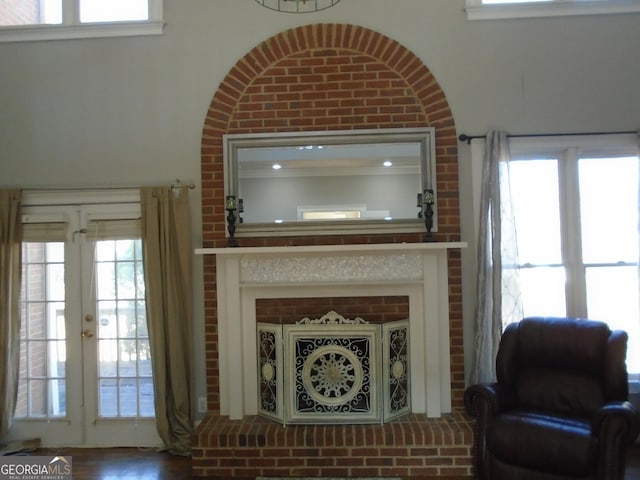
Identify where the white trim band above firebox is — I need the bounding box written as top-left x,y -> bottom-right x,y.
196,242 -> 466,420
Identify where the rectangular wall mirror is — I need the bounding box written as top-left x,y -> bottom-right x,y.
223,127 -> 436,237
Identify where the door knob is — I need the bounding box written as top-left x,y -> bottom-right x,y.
81,329 -> 95,338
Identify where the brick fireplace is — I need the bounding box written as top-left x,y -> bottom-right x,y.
194,23 -> 471,479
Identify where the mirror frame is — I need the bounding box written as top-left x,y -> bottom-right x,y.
223,127 -> 437,238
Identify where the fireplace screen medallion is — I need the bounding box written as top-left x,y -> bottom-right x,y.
257,311 -> 410,424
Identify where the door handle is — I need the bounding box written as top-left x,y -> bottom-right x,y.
81,329 -> 95,338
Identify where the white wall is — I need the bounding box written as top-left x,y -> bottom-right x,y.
1,0 -> 639,413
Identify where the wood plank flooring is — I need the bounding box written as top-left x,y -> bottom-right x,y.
7,444 -> 639,479
26,447 -> 191,479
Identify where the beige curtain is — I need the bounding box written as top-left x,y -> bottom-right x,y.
141,186 -> 193,456
0,189 -> 22,438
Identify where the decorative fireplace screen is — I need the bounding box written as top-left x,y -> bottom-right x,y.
257,311 -> 410,424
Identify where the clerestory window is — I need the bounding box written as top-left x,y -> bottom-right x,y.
466,0 -> 640,20
0,0 -> 163,42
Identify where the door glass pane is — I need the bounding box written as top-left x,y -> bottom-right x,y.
99,379 -> 118,417
0,0 -> 61,26
139,378 -> 154,415
28,379 -> 46,416
97,262 -> 116,300
504,159 -> 562,265
138,339 -> 152,376
119,378 -> 138,416
117,301 -> 136,338
586,266 -> 640,374
96,239 -> 154,418
579,156 -> 639,263
117,264 -> 136,298
18,242 -> 66,418
96,241 -> 115,262
79,0 -> 148,23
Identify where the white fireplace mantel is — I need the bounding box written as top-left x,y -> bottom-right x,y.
196,242 -> 466,419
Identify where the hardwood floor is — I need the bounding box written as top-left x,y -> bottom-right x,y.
6,444 -> 639,479
28,447 -> 191,479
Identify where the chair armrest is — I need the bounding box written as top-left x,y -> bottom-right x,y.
464,383 -> 517,480
593,401 -> 640,444
464,383 -> 516,418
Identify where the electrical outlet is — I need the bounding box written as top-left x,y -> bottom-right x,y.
198,396 -> 207,413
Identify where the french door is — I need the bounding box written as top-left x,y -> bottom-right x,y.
8,200 -> 161,447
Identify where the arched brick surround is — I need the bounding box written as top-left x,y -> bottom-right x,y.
195,24 -> 471,479
201,23 -> 459,248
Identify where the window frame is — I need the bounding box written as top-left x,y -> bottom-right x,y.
465,0 -> 640,20
0,0 -> 163,43
500,134 -> 640,379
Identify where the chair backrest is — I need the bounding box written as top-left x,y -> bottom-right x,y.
496,317 -> 629,415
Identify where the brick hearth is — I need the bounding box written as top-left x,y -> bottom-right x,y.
192,413 -> 473,479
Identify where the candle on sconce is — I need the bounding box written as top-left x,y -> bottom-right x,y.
422,188 -> 435,242
423,189 -> 435,205
238,198 -> 244,213
225,195 -> 237,210
225,195 -> 238,247
416,192 -> 423,207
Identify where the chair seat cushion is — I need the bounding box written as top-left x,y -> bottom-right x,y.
487,409 -> 597,477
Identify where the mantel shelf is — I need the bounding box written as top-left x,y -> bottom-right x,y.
195,241 -> 466,256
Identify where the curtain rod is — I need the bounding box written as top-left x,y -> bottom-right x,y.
458,130 -> 637,145
21,180 -> 196,192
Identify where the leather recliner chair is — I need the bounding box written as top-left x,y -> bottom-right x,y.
465,316 -> 639,480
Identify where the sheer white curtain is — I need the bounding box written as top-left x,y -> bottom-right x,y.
0,190 -> 22,438
469,131 -> 523,384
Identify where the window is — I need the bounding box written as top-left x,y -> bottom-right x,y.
498,134 -> 640,377
0,0 -> 163,42
466,0 -> 640,20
